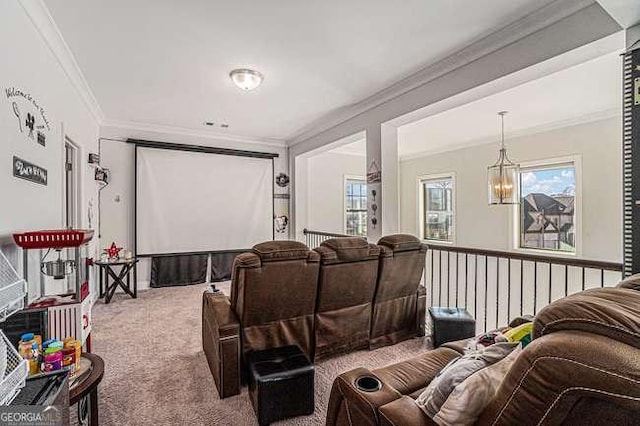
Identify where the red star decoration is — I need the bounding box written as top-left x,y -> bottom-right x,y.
104,242 -> 122,259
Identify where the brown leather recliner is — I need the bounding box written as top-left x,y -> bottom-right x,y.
370,234 -> 428,349
314,237 -> 381,360
232,241 -> 320,359
326,285 -> 640,425
202,240 -> 320,398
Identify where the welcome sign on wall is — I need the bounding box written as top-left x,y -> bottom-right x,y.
5,86 -> 51,186
5,86 -> 52,146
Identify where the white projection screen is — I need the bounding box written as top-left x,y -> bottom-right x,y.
136,145 -> 274,255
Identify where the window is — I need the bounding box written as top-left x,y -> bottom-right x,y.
345,178 -> 367,236
518,162 -> 576,253
420,175 -> 454,242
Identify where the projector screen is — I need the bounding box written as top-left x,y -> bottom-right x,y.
136,146 -> 273,255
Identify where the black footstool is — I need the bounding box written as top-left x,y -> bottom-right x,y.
247,345 -> 314,425
428,307 -> 476,347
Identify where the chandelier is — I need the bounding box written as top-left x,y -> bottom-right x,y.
487,111 -> 519,205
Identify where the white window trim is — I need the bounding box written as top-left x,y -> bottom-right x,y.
417,172 -> 456,245
343,174 -> 366,236
509,155 -> 582,258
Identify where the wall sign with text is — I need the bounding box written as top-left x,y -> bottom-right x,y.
5,86 -> 52,147
13,156 -> 48,186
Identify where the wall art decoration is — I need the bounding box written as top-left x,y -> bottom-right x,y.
275,172 -> 290,188
5,87 -> 52,147
367,159 -> 381,184
12,156 -> 48,186
12,102 -> 22,132
273,195 -> 290,240
25,112 -> 35,139
274,214 -> 289,234
88,153 -> 101,165
103,242 -> 122,261
370,189 -> 378,229
95,167 -> 109,185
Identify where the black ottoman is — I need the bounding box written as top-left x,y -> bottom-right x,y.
247,345 -> 314,425
428,307 -> 476,347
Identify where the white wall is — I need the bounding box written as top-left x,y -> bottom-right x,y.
98,126 -> 288,290
400,117 -> 622,262
0,1 -> 100,297
303,152 -> 365,234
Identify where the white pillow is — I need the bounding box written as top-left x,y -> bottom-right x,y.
415,342 -> 521,424
433,344 -> 522,426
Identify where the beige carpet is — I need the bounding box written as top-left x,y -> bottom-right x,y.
90,282 -> 433,426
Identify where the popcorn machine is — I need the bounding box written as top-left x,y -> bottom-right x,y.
12,229 -> 94,347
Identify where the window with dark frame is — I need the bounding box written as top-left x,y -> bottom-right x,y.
518,163 -> 576,253
421,177 -> 454,242
345,178 -> 367,236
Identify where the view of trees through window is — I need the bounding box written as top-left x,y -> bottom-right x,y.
422,177 -> 454,242
519,164 -> 576,252
345,179 -> 367,236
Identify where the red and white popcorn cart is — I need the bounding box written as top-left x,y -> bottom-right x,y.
13,229 -> 94,350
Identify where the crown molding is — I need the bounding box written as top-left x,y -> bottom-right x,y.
329,150 -> 366,157
399,108 -> 620,161
20,0 -> 105,124
288,0 -> 597,146
597,0 -> 640,29
299,132 -> 367,158
100,119 -> 286,148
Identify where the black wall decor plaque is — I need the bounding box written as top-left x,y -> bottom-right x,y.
13,156 -> 47,185
88,152 -> 100,165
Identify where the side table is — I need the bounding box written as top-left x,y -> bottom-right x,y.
95,258 -> 139,304
70,353 -> 105,426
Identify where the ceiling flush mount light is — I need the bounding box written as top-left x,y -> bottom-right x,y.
229,68 -> 264,91
488,111 -> 520,205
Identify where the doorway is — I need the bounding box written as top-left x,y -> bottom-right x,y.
64,137 -> 81,229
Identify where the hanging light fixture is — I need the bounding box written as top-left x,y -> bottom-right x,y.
229,68 -> 264,91
487,111 -> 519,205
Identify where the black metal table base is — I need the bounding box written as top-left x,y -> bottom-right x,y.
97,260 -> 138,304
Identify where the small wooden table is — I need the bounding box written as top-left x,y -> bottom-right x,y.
96,258 -> 138,304
70,353 -> 105,426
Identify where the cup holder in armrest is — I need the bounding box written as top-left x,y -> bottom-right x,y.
355,375 -> 382,392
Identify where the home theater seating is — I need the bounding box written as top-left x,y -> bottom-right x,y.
314,238 -> 380,359
202,234 -> 427,398
325,280 -> 640,426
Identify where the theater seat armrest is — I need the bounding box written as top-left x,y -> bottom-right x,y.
379,397 -> 434,426
326,367 -> 402,426
205,292 -> 240,336
202,292 -> 241,398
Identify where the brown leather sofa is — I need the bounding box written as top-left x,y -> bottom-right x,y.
370,234 -> 427,349
314,237 -> 381,360
203,236 -> 428,398
326,284 -> 640,425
